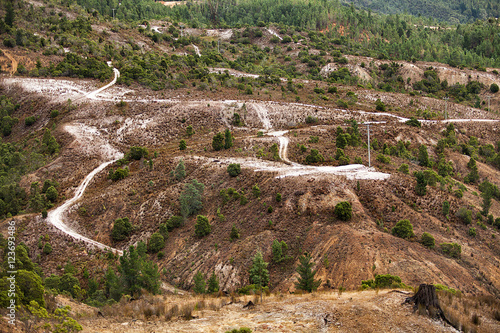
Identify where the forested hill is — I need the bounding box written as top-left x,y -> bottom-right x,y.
343,0 -> 500,24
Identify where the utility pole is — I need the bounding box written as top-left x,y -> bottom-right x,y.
367,123 -> 371,167
218,39 -> 220,53
443,97 -> 449,120
487,95 -> 491,111
112,8 -> 115,19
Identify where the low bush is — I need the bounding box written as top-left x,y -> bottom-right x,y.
440,243 -> 461,258
334,201 -> 352,221
227,163 -> 241,177
392,219 -> 414,239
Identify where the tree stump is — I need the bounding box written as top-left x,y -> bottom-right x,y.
404,284 -> 452,325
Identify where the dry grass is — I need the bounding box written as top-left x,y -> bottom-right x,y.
438,290 -> 500,333
101,293 -> 232,322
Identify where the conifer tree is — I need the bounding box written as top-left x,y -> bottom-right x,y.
295,253 -> 321,292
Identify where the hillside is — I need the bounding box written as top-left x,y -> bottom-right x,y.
1,0 -> 500,332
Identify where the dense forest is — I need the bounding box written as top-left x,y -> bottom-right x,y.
343,0 -> 500,24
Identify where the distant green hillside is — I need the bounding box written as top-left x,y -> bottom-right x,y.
343,0 -> 500,23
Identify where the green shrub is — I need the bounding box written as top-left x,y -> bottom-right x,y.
375,99 -> 386,111
43,243 -> 52,254
392,219 -> 414,239
490,83 -> 499,93
252,184 -> 261,198
440,242 -> 461,258
25,116 -> 35,126
129,146 -> 148,160
195,215 -> 211,237
334,201 -> 352,221
186,125 -> 195,136
414,171 -> 427,196
421,232 -> 435,248
468,227 -> 476,237
376,154 -> 391,164
405,117 -> 421,127
272,239 -> 288,263
456,207 -> 472,225
111,217 -> 132,241
305,116 -> 318,124
166,216 -> 184,231
180,180 -> 204,218
398,163 -> 409,174
305,149 -> 324,164
230,224 -> 240,241
275,193 -> 282,202
50,110 -> 59,118
227,163 -> 241,177
361,274 -> 404,289
179,140 -> 187,150
442,201 -> 450,215
148,233 -> 165,253
267,206 -> 273,213
212,132 -> 224,151
45,186 -> 58,202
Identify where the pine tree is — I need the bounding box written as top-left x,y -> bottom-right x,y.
180,180 -> 204,218
207,272 -> 219,293
272,239 -> 283,263
418,145 -> 430,167
414,171 -> 427,196
193,271 -> 206,294
464,157 -> 479,184
119,246 -> 142,297
5,1 -> 15,27
194,215 -> 211,237
295,253 -> 321,292
224,128 -> 233,149
179,139 -> 187,150
230,224 -> 240,241
174,159 -> 186,181
249,250 -> 269,303
212,132 -> 224,151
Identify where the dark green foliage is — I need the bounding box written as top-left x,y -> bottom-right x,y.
43,242 -> 52,254
24,116 -> 35,126
45,186 -> 58,202
440,243 -> 461,258
193,271 -> 206,294
375,99 -> 386,111
224,129 -> 233,149
464,157 -> 479,184
305,116 -> 318,124
442,201 -> 450,215
225,328 -> 251,333
227,163 -> 241,177
118,245 -> 161,297
361,274 -> 404,289
44,274 -> 61,291
252,184 -> 261,198
179,139 -> 187,150
180,179 -> 204,218
207,272 -> 220,293
405,117 -> 421,128
249,251 -> 269,287
148,233 -> 165,253
212,132 -> 224,151
174,159 -> 186,181
230,224 -> 240,241
272,239 -> 288,263
414,171 -> 427,196
421,232 -> 435,248
295,253 -> 321,292
392,219 -> 414,239
335,127 -> 350,149
109,167 -> 129,181
398,163 -> 409,174
334,201 -> 352,221
186,125 -> 195,136
468,227 -> 477,237
41,129 -> 59,154
437,158 -> 453,177
50,110 -> 59,118
275,193 -> 282,202
305,149 -> 324,164
195,215 -> 211,237
376,154 -> 391,164
5,1 -> 14,27
418,145 -> 430,167
491,83 -> 499,93
111,217 -> 132,241
59,273 -> 80,298
129,146 -> 149,160
233,113 -> 244,126
456,207 -> 472,225
15,270 -> 45,306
